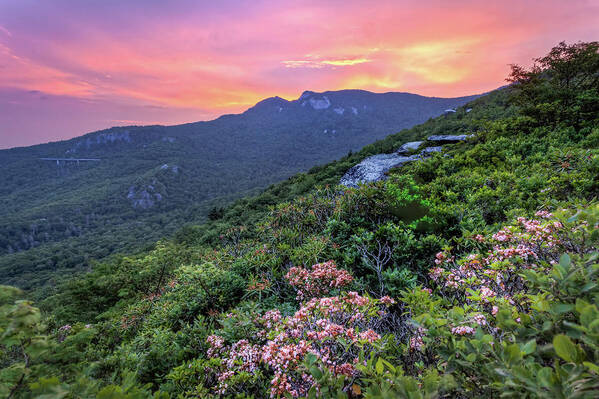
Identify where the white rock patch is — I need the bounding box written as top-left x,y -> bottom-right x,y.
309,96 -> 331,109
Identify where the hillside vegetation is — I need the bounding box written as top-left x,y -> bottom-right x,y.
1,41 -> 599,398
0,90 -> 478,291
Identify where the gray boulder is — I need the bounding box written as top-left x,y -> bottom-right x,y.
420,146 -> 443,154
397,141 -> 424,153
127,185 -> 163,209
340,153 -> 417,187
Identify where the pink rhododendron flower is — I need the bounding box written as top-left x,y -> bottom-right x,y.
380,296 -> 395,305
203,264 -> 390,397
451,326 -> 476,335
286,261 -> 353,300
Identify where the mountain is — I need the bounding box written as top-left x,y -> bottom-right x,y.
0,89 -> 480,290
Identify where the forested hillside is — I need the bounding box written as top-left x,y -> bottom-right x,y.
0,90 -> 479,291
1,41 -> 599,398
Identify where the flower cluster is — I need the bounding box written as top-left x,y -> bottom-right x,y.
472,234 -> 485,242
206,334 -> 225,357
380,295 -> 396,305
206,292 -> 387,397
429,214 -> 568,309
472,313 -> 487,326
425,212 -> 578,340
203,264 -> 392,397
285,260 -> 353,300
451,326 -> 476,335
535,210 -> 553,219
57,324 -> 72,342
409,327 -> 427,351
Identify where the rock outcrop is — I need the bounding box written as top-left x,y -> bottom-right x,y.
397,141 -> 424,153
427,134 -> 473,143
340,135 -> 472,187
340,154 -> 416,188
127,184 -> 163,209
420,146 -> 443,154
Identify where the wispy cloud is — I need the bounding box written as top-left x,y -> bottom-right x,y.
281,60 -> 325,69
282,58 -> 371,68
321,58 -> 371,66
0,25 -> 11,37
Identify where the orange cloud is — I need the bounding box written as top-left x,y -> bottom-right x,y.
283,58 -> 371,68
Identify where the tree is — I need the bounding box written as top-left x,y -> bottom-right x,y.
508,41 -> 599,129
0,287 -> 48,398
208,207 -> 225,221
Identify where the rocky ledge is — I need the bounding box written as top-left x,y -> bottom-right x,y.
340,135 -> 472,187
427,134 -> 473,143
397,141 -> 424,153
339,154 -> 416,187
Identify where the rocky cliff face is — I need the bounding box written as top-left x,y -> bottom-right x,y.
127,183 -> 163,209
3,218 -> 84,254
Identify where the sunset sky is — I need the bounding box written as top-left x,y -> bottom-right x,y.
1,0 -> 598,149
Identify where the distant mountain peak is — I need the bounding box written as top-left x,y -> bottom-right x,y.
299,90 -> 315,100
295,90 -> 332,110
245,96 -> 290,113
253,96 -> 289,106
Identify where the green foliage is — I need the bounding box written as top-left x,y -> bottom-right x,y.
400,207 -> 599,398
508,41 -> 599,130
0,298 -> 48,398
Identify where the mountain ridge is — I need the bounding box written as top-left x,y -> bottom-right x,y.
2,89 -> 482,152
0,88 -> 482,290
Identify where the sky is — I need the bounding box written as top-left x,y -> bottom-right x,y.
0,0 -> 598,149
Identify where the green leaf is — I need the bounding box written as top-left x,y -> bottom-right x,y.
583,362 -> 599,374
538,367 -> 553,388
552,303 -> 574,315
309,365 -> 323,380
580,305 -> 599,328
506,343 -> 522,364
337,391 -> 348,399
521,339 -> 537,355
553,334 -> 581,363
381,358 -> 396,373
305,352 -> 317,366
375,357 -> 384,374
580,282 -> 597,293
559,253 -> 571,269
532,297 -> 550,312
